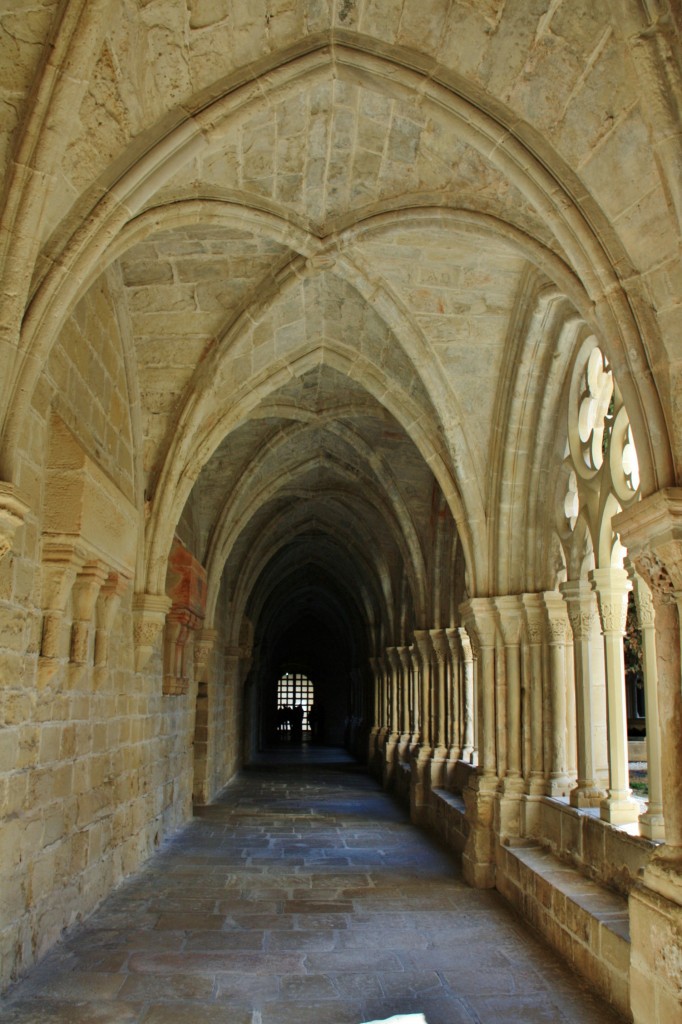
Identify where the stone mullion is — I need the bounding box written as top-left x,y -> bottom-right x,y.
542,592 -> 571,798
561,579 -> 606,808
521,595 -> 546,796
590,567 -> 638,825
630,573 -> 664,840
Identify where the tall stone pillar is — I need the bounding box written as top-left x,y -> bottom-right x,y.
615,490 -> 682,1024
460,599 -> 498,888
542,592 -> 572,798
429,628 -> 449,787
589,567 -> 638,824
561,579 -> 607,807
630,572 -> 664,840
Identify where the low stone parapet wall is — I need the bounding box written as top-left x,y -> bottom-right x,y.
496,842 -> 631,1019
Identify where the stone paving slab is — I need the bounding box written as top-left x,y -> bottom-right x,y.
0,761 -> 627,1024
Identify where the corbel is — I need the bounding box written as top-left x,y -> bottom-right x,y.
133,592 -> 172,672
0,482 -> 30,562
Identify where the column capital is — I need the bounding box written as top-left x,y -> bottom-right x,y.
132,592 -> 172,672
413,629 -> 433,662
542,591 -> 570,645
460,597 -> 498,647
385,645 -> 402,672
397,645 -> 412,673
428,627 -> 449,664
494,595 -> 523,645
559,578 -> 599,640
589,567 -> 631,635
521,593 -> 545,645
614,487 -> 682,599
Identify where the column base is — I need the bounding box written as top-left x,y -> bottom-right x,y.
570,783 -> 606,809
548,774 -> 571,799
600,794 -> 639,825
383,733 -> 400,786
461,773 -> 497,889
639,809 -> 666,842
430,747 -> 448,787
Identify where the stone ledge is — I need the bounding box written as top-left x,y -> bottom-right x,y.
497,842 -> 630,1019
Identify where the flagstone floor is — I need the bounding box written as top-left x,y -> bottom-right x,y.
0,750 -> 627,1024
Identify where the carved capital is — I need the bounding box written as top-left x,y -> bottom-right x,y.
428,628 -> 449,665
631,575 -> 655,628
614,488 -> 682,600
460,598 -> 497,649
133,592 -> 172,672
589,568 -> 630,636
413,629 -> 433,664
495,596 -> 523,646
560,580 -> 598,640
542,592 -> 570,645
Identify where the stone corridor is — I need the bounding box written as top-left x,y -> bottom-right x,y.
0,751 -> 625,1024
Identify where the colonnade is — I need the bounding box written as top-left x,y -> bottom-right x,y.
369,566 -> 668,847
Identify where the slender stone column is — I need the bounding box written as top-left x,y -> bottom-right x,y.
495,597 -> 523,785
495,597 -> 525,838
397,645 -> 412,761
561,579 -> 607,808
368,656 -> 382,763
630,573 -> 664,840
384,646 -> 401,786
407,644 -> 420,754
429,628 -> 449,786
461,600 -> 497,779
542,592 -> 571,798
521,595 -> 546,798
458,627 -> 475,764
410,631 -> 434,821
445,627 -> 462,763
590,567 -> 638,824
413,630 -> 433,755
